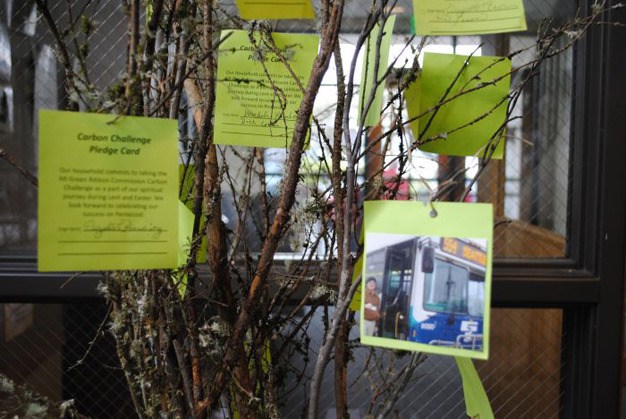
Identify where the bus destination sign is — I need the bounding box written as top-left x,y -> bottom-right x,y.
440,237 -> 487,266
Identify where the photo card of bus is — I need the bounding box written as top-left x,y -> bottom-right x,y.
361,201 -> 493,360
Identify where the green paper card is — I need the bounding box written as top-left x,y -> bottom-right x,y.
174,201 -> 195,297
416,53 -> 511,159
358,15 -> 397,127
178,164 -> 207,263
235,0 -> 315,20
361,201 -> 492,360
38,110 -> 179,271
349,254 -> 364,311
412,0 -> 527,35
177,203 -> 194,265
214,30 -> 318,148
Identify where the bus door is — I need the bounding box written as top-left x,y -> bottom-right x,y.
380,240 -> 415,339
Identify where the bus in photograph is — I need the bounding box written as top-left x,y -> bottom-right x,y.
365,235 -> 486,351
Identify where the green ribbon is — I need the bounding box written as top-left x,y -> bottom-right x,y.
455,357 -> 494,419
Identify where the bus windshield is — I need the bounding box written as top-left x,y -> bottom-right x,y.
467,272 -> 485,317
423,259 -> 469,314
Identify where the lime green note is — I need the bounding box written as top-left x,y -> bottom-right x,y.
358,15 -> 397,127
350,226 -> 366,311
174,201 -> 195,297
214,30 -> 319,148
361,201 -> 492,360
235,0 -> 315,20
349,253 -> 363,311
178,164 -> 207,263
416,52 -> 511,159
38,110 -> 179,271
456,357 -> 494,418
412,0 -> 527,35
177,201 -> 194,268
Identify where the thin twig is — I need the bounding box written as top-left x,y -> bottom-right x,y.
0,148 -> 38,187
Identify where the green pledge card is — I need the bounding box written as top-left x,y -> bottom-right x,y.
214,30 -> 318,148
414,52 -> 511,159
235,0 -> 315,20
412,0 -> 527,35
38,110 -> 179,271
358,14 -> 396,127
361,201 -> 493,360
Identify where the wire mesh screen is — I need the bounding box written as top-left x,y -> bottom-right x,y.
491,33 -> 573,258
0,0 -> 576,417
0,302 -> 135,417
0,0 -> 576,258
478,308 -> 563,417
281,307 -> 563,418
0,304 -> 563,417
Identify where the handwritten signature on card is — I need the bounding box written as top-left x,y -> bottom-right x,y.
83,220 -> 167,239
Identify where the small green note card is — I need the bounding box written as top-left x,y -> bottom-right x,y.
412,52 -> 511,159
361,201 -> 493,360
236,0 -> 315,20
412,0 -> 527,35
174,201 -> 195,297
214,30 -> 319,148
38,110 -> 179,271
178,164 -> 207,263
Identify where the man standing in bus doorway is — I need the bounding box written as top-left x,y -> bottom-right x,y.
364,277 -> 381,336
